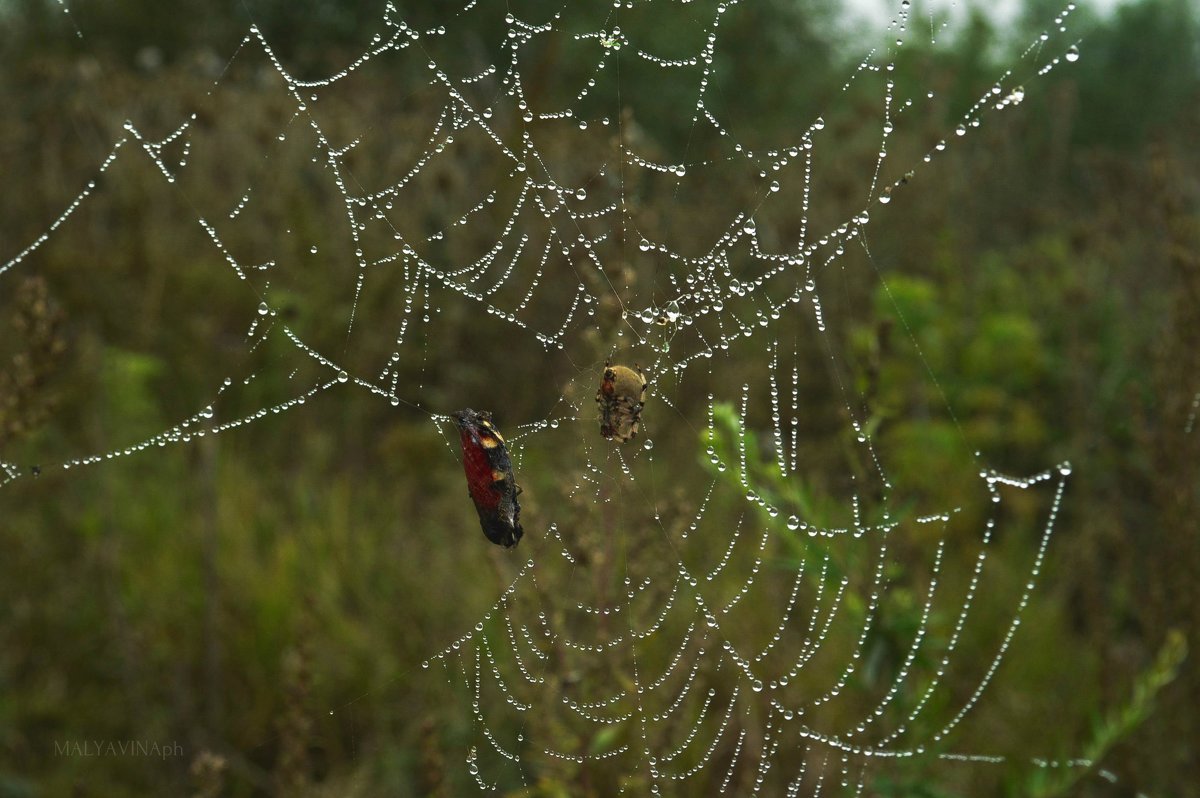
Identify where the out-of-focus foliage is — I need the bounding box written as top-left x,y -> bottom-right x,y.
0,0 -> 1197,795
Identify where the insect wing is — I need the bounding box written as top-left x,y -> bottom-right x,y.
456,410 -> 524,548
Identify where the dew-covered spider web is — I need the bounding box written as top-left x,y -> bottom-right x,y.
1,0 -> 1121,794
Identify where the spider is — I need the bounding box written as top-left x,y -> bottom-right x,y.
596,362 -> 647,443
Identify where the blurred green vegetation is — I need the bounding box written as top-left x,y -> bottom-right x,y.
1,0 -> 1198,795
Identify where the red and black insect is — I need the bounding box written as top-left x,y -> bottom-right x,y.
454,408 -> 524,548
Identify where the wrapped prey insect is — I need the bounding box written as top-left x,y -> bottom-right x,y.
453,409 -> 524,548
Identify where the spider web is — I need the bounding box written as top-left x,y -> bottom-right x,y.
0,0 -> 1108,793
